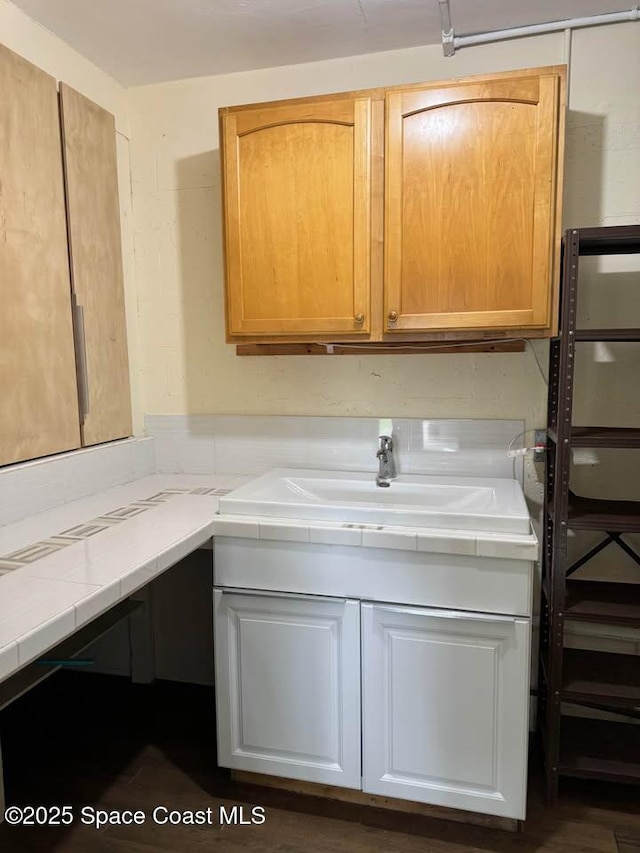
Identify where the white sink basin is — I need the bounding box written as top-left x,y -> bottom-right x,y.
219,468 -> 531,535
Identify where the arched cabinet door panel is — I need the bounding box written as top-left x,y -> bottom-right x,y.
221,98 -> 373,338
384,73 -> 562,334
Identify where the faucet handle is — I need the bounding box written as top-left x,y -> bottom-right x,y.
378,434 -> 393,451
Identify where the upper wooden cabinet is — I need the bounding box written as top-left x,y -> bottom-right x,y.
384,73 -> 561,335
0,45 -> 81,466
221,97 -> 374,337
220,66 -> 566,345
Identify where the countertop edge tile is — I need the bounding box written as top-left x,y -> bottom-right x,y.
476,539 -> 540,560
120,557 -> 161,599
16,607 -> 77,667
74,582 -> 122,628
156,528 -> 215,571
309,525 -> 363,546
361,529 -> 418,551
211,518 -> 260,539
0,641 -> 19,681
258,521 -> 310,543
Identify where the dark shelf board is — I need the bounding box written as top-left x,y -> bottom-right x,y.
570,427 -> 640,448
559,716 -> 640,784
575,328 -> 640,342
575,225 -> 640,256
567,493 -> 640,533
565,579 -> 640,628
562,649 -> 640,706
548,427 -> 640,448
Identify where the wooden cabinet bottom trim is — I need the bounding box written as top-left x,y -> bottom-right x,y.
236,341 -> 526,356
230,770 -> 520,832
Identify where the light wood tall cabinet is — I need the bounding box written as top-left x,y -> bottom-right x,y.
0,41 -> 132,469
0,45 -> 81,466
221,97 -> 375,338
59,84 -> 132,446
220,66 -> 565,345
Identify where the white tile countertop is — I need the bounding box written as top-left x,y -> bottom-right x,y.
0,469 -> 538,685
0,473 -> 251,683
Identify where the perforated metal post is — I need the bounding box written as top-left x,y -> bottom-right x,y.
542,229 -> 580,802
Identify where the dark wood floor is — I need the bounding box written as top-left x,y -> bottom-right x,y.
0,672 -> 638,852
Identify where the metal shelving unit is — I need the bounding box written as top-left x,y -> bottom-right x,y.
539,224 -> 640,801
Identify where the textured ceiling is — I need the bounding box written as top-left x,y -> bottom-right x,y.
10,0 -> 634,86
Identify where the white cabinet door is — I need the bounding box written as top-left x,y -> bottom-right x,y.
362,603 -> 530,819
214,589 -> 361,788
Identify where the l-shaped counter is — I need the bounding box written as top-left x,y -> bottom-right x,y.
0,471 -> 537,684
0,463 -> 538,822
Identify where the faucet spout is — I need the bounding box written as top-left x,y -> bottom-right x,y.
376,435 -> 397,488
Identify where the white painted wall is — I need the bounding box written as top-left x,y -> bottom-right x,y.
0,0 -> 143,433
126,33 -> 564,427
126,23 -> 640,573
126,24 -> 639,425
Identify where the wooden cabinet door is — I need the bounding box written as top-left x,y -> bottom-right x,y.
362,603 -> 530,819
214,589 -> 361,788
221,98 -> 373,338
59,84 -> 132,446
0,45 -> 81,466
385,72 -> 562,334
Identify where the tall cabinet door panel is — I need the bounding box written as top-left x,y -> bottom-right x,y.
0,45 -> 81,466
60,83 -> 132,447
222,98 -> 373,338
362,603 -> 530,819
385,73 -> 561,334
214,590 -> 361,788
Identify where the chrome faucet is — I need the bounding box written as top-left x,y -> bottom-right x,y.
376,435 -> 397,488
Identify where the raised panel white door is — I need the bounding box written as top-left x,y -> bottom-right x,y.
214,589 -> 361,788
362,603 -> 530,819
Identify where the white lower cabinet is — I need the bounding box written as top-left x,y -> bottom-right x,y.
214,589 -> 531,820
361,603 -> 530,819
214,589 -> 361,788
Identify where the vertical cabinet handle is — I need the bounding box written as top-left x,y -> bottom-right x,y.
72,295 -> 90,423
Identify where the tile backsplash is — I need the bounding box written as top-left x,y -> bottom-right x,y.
0,437 -> 155,527
145,415 -> 524,483
0,417 -> 525,530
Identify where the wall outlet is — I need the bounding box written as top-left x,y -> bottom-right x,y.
533,429 -> 547,463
